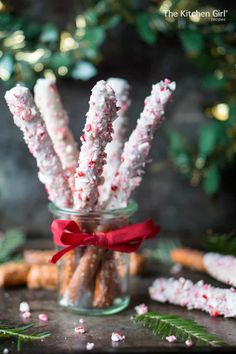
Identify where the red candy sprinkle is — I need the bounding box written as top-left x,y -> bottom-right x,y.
86,124 -> 92,132
202,294 -> 208,300
78,171 -> 85,177
211,310 -> 219,318
111,185 -> 118,191
88,160 -> 96,168
81,134 -> 86,142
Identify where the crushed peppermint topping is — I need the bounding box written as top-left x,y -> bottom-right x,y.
19,301 -> 30,313
149,277 -> 236,318
166,335 -> 176,343
170,264 -> 182,274
5,86 -> 72,208
34,79 -> 79,190
98,78 -> 130,205
74,326 -> 86,334
203,253 -> 236,288
22,311 -> 31,319
134,303 -> 148,315
74,80 -> 118,211
38,313 -> 48,321
111,332 -> 125,342
185,339 -> 193,347
86,342 -> 94,350
106,79 -> 175,209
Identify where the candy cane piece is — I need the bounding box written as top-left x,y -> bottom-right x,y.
203,253 -> 236,288
106,79 -> 176,209
74,80 -> 118,211
149,277 -> 236,318
5,85 -> 72,208
98,78 -> 130,205
34,79 -> 79,189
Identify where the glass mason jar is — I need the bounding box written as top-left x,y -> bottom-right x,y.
49,201 -> 138,316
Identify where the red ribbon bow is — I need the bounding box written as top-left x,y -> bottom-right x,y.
50,218 -> 160,264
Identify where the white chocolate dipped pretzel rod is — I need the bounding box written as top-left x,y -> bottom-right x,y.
170,248 -> 236,287
106,79 -> 176,209
74,79 -> 118,211
203,253 -> 236,288
5,85 -> 72,208
98,77 -> 130,205
62,80 -> 118,305
34,79 -> 79,190
149,277 -> 236,318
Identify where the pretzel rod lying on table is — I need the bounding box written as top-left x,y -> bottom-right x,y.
171,248 -> 236,287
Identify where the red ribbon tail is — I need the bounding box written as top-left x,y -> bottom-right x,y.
49,245 -> 75,264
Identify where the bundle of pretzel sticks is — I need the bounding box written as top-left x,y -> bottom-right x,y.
5,78 -> 175,308
0,250 -> 145,289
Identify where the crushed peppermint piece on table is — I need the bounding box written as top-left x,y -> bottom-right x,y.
74,326 -> 86,334
134,303 -> 148,315
170,263 -> 182,274
79,318 -> 84,323
19,301 -> 30,313
111,332 -> 125,342
166,335 -> 176,343
22,311 -> 31,319
38,313 -> 48,321
185,339 -> 193,347
86,342 -> 94,350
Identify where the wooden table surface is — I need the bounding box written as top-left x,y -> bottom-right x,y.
1,260 -> 236,354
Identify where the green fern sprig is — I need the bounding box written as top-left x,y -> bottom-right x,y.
0,323 -> 50,351
134,312 -> 225,346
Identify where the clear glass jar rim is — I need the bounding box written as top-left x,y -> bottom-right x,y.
48,200 -> 138,217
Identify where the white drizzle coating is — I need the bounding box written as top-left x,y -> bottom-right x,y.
149,277 -> 236,318
5,85 -> 72,208
106,79 -> 176,209
204,253 -> 236,288
74,80 -> 118,211
98,78 -> 130,205
34,79 -> 79,189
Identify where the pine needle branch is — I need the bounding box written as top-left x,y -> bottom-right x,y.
0,323 -> 50,351
134,312 -> 226,346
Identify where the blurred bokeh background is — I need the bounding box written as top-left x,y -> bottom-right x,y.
0,0 -> 235,237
